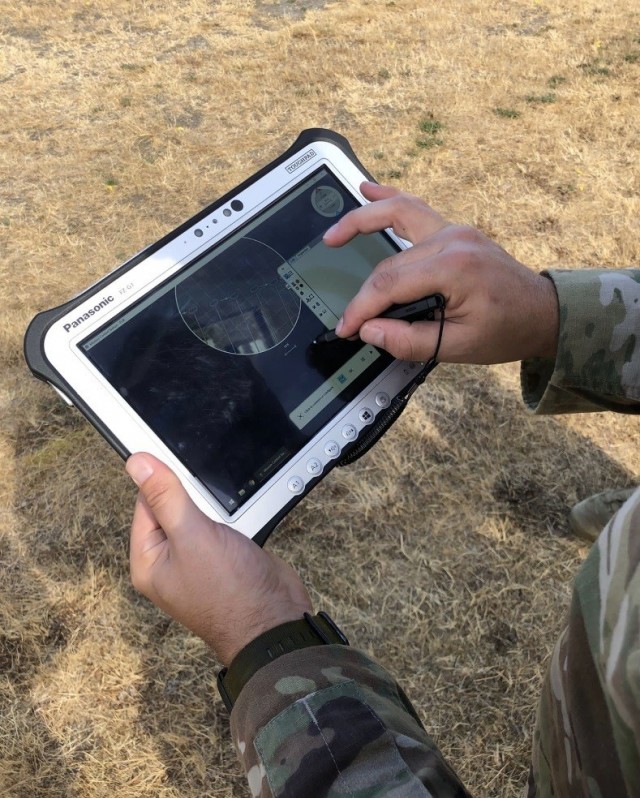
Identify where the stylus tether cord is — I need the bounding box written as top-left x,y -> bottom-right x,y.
338,294 -> 446,467
423,293 -> 446,371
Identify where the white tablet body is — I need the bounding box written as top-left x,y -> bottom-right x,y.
25,129 -> 436,544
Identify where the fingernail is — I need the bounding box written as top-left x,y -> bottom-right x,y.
323,223 -> 338,240
361,323 -> 384,348
126,454 -> 154,486
335,316 -> 344,335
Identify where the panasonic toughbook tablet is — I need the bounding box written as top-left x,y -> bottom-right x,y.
24,129 -> 439,545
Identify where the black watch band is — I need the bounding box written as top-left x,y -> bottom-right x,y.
217,611 -> 349,712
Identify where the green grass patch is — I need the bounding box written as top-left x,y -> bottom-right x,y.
494,107 -> 521,119
579,61 -> 612,77
525,93 -> 556,104
419,118 -> 443,135
21,429 -> 91,469
547,74 -> 566,88
416,136 -> 444,149
415,117 -> 444,150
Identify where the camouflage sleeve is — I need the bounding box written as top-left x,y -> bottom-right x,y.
528,486 -> 640,797
521,268 -> 640,414
229,644 -> 472,797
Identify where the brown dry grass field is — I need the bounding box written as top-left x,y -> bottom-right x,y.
1,1 -> 640,796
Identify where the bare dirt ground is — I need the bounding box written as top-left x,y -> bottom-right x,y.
1,1 -> 639,795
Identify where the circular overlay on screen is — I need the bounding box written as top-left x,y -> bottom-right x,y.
175,237 -> 300,355
311,185 -> 344,218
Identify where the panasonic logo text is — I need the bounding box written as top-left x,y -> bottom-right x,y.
286,150 -> 316,173
64,296 -> 115,332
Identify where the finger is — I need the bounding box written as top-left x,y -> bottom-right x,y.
129,493 -> 168,585
338,248 -> 449,338
125,453 -> 212,544
359,181 -> 402,201
323,192 -> 449,248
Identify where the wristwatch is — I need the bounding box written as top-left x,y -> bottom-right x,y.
217,611 -> 349,712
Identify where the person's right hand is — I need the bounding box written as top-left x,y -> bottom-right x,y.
324,182 -> 559,365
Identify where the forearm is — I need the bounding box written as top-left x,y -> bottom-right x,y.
230,645 -> 472,798
530,487 -> 640,796
521,268 -> 640,414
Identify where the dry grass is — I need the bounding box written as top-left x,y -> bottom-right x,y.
1,0 -> 640,795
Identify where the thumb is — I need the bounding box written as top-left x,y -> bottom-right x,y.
359,318 -> 441,362
125,453 -> 206,541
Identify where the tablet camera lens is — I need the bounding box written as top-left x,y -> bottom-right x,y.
231,199 -> 244,212
194,228 -> 203,237
223,209 -> 232,217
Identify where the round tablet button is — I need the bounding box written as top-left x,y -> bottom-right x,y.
324,440 -> 341,458
375,392 -> 390,408
341,424 -> 357,441
306,458 -> 323,476
359,407 -> 374,424
287,476 -> 305,494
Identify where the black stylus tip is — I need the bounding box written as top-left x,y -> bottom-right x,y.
313,329 -> 339,345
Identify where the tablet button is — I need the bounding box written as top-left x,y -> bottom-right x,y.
324,440 -> 341,459
359,407 -> 374,424
341,424 -> 357,441
287,476 -> 305,494
306,458 -> 323,476
375,392 -> 390,408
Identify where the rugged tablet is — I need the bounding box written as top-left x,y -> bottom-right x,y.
24,129 -> 439,545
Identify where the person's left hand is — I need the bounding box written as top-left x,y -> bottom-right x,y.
127,453 -> 313,666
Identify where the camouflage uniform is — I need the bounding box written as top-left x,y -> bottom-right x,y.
231,268 -> 640,797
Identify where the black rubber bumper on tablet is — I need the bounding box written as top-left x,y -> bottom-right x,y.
23,128 -> 432,548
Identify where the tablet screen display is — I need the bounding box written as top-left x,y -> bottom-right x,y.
80,167 -> 396,513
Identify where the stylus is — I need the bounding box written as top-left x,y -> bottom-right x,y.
313,295 -> 443,345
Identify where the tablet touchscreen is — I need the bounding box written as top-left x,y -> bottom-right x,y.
79,166 -> 397,515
